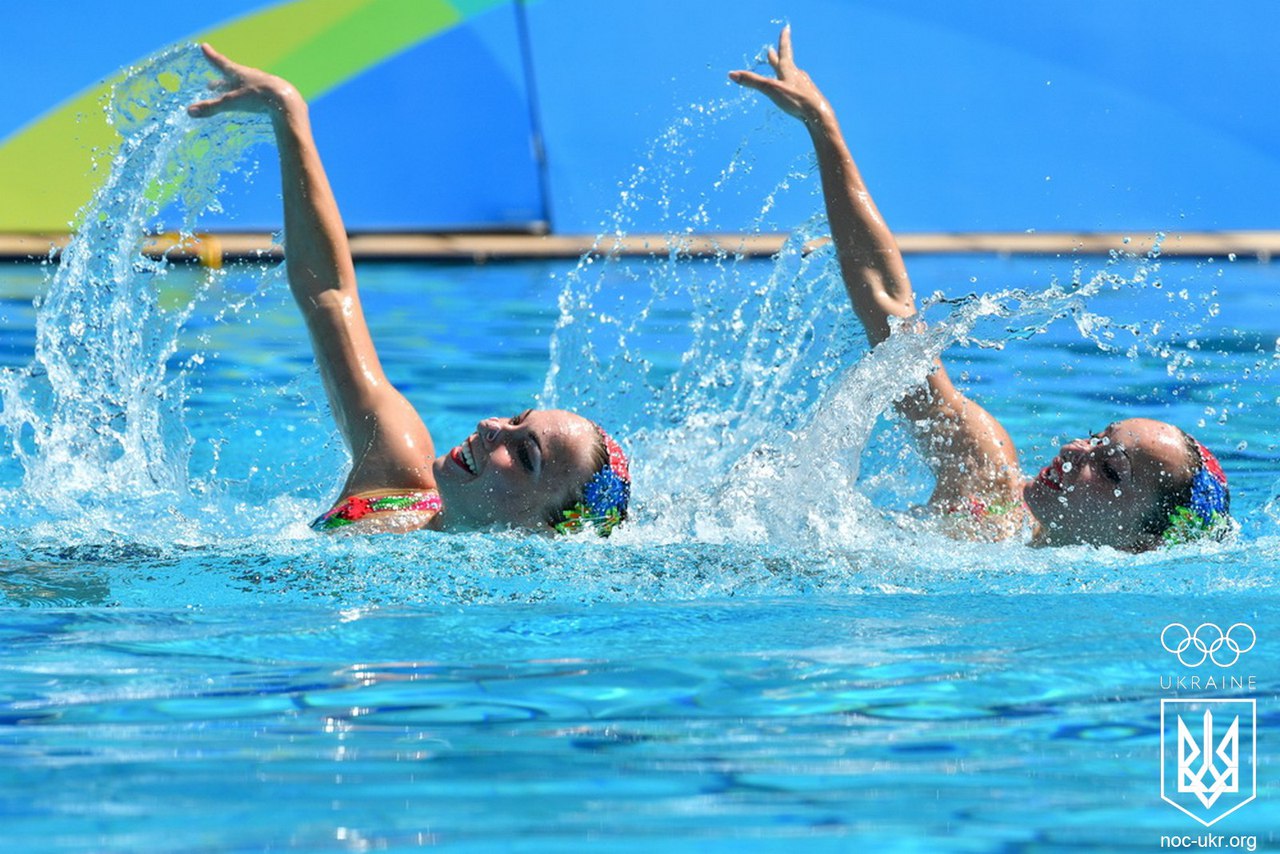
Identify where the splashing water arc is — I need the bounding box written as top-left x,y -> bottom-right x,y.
0,46 -> 269,511
535,84 -> 1273,553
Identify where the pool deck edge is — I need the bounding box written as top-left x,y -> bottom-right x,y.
2,231 -> 1278,264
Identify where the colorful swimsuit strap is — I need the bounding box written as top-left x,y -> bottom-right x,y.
947,495 -> 1022,521
310,490 -> 442,532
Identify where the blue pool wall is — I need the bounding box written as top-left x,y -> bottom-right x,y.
2,0 -> 1277,234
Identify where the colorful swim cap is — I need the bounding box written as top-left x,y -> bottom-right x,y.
554,424 -> 631,537
1162,440 -> 1231,546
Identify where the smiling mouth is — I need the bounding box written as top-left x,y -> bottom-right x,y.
1036,458 -> 1063,491
451,436 -> 479,476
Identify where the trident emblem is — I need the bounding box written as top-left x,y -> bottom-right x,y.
1177,707 -> 1238,807
1161,699 -> 1256,826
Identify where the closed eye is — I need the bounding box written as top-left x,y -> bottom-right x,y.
1100,446 -> 1132,483
518,442 -> 535,473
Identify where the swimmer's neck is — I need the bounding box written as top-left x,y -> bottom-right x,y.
1019,480 -> 1049,547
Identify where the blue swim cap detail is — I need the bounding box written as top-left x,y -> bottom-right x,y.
1187,464 -> 1228,525
583,465 -> 629,515
554,424 -> 631,537
1162,440 -> 1230,546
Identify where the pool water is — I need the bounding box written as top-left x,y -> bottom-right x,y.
3,594 -> 1275,851
2,45 -> 1279,852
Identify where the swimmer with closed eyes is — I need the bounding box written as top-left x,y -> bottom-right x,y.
189,45 -> 629,536
731,28 -> 1229,550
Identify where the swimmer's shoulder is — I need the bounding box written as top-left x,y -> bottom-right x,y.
920,465 -> 1026,542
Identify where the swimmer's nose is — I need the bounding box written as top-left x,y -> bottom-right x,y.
478,418 -> 502,445
1060,438 -> 1091,463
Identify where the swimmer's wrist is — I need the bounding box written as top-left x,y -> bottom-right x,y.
266,84 -> 305,118
265,86 -> 309,134
802,103 -> 840,137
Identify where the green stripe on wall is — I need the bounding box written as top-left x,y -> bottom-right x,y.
0,0 -> 505,232
271,0 -> 462,98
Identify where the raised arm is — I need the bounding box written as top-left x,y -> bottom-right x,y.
730,27 -> 911,344
731,28 -> 1022,513
189,44 -> 434,497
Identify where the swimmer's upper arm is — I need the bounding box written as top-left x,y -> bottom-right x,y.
898,362 -> 1022,506
253,85 -> 434,497
301,288 -> 436,497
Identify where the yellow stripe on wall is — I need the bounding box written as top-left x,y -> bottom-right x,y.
0,0 -> 504,232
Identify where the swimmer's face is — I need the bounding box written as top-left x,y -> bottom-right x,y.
1023,418 -> 1193,550
432,408 -> 599,531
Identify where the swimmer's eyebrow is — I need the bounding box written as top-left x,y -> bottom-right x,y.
1093,424 -> 1128,446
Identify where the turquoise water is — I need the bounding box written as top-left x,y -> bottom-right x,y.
2,45 -> 1279,851
3,595 -> 1276,851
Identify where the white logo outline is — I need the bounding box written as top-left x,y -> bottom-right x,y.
1160,622 -> 1256,668
1160,698 -> 1256,826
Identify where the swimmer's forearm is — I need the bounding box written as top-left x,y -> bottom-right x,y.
805,112 -> 916,345
188,46 -> 411,466
269,95 -> 357,307
729,28 -> 915,343
268,93 -> 393,455
188,43 -> 357,296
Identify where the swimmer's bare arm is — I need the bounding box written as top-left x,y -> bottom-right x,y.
188,45 -> 434,497
730,28 -> 1020,506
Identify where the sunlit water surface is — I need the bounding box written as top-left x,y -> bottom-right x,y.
0,45 -> 1277,852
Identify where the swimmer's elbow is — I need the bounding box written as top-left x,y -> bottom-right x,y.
306,285 -> 358,316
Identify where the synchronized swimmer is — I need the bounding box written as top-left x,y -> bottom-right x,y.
730,27 -> 1230,551
188,45 -> 630,537
187,30 -> 1230,550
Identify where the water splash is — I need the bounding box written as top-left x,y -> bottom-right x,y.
0,50 -> 1273,608
540,92 -> 1272,554
0,45 -> 269,516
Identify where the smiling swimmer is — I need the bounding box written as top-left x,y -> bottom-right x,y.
731,28 -> 1230,551
189,46 -> 628,536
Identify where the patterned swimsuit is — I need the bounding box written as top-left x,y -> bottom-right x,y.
310,490 -> 442,532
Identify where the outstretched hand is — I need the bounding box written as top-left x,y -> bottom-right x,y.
187,43 -> 298,119
728,25 -> 830,125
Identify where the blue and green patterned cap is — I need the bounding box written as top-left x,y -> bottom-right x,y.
554,424 -> 631,537
1162,441 -> 1230,546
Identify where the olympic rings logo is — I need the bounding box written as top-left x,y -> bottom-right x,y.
1160,622 -> 1256,668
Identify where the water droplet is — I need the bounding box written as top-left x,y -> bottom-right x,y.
1061,461 -> 1073,473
